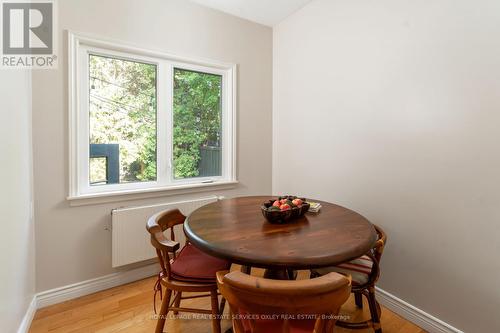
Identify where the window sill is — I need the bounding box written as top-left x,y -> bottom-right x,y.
67,180 -> 239,207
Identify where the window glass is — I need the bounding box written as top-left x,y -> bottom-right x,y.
88,54 -> 157,185
173,68 -> 222,179
89,157 -> 107,185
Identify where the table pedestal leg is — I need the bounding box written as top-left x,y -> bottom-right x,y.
263,268 -> 297,280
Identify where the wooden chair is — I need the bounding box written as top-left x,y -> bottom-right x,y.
216,270 -> 351,333
146,209 -> 231,333
310,224 -> 387,333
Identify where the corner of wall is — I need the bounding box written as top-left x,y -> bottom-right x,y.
271,26 -> 279,196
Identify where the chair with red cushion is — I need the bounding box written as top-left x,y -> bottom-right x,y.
147,209 -> 231,333
216,270 -> 351,333
310,224 -> 387,333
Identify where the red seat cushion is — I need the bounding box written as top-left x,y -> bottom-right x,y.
170,243 -> 231,282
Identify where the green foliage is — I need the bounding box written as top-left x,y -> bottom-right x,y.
173,69 -> 222,179
89,56 -> 222,184
89,55 -> 157,183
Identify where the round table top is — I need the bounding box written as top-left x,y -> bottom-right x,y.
184,196 -> 377,269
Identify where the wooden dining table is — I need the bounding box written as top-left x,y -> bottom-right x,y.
184,196 -> 378,332
184,195 -> 377,278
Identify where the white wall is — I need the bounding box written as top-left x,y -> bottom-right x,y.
0,71 -> 35,332
273,0 -> 500,332
32,0 -> 272,292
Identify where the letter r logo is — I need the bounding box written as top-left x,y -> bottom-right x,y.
2,2 -> 53,54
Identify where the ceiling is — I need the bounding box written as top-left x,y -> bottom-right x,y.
189,0 -> 312,26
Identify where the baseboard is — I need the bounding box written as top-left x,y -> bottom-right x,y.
376,287 -> 464,333
36,263 -> 159,309
17,296 -> 37,333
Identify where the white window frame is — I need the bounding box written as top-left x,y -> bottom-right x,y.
68,32 -> 237,201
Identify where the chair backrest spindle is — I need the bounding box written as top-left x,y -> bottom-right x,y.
367,224 -> 387,284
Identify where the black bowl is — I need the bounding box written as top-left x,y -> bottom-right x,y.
261,196 -> 310,224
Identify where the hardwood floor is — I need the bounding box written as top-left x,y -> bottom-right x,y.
29,268 -> 426,333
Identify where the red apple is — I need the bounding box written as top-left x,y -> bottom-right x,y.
272,200 -> 281,207
292,198 -> 303,206
280,204 -> 291,211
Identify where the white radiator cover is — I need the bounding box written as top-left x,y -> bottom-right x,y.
111,196 -> 219,267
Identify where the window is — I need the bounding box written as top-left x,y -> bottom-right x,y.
69,33 -> 236,199
89,55 -> 157,185
173,68 -> 222,179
